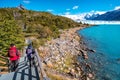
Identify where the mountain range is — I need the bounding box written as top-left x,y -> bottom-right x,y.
90,9 -> 120,21
63,12 -> 104,22
63,9 -> 120,21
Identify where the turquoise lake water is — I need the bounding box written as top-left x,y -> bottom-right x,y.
78,25 -> 120,80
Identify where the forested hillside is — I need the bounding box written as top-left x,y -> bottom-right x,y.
0,7 -> 81,55
0,20 -> 24,56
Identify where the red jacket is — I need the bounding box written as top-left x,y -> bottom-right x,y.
8,46 -> 20,61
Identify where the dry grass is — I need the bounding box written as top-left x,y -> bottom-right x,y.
46,71 -> 77,80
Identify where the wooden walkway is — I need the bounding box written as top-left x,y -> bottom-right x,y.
0,56 -> 40,80
0,39 -> 48,80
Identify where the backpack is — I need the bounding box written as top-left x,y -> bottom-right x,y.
26,48 -> 32,55
9,48 -> 18,57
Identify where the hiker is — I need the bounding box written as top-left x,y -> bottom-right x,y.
8,44 -> 20,72
26,45 -> 35,67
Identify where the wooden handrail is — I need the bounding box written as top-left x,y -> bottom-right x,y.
26,39 -> 49,80
35,49 -> 49,80
0,55 -> 7,60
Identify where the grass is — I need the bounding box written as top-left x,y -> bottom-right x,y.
47,73 -> 65,80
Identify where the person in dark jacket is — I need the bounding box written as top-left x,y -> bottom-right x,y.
26,45 -> 35,67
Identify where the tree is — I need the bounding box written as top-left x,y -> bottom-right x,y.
0,20 -> 24,54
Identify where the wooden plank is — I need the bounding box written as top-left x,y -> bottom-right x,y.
0,50 -> 40,80
0,55 -> 7,60
0,72 -> 8,74
35,49 -> 49,80
0,60 -> 6,64
0,66 -> 8,69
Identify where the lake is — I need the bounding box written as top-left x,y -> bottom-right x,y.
78,25 -> 120,80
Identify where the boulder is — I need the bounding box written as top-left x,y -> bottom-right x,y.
45,60 -> 53,68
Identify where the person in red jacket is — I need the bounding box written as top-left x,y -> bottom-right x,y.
8,44 -> 20,72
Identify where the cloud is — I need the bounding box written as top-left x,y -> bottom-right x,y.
95,11 -> 106,14
72,6 -> 79,10
47,9 -> 54,12
114,6 -> 120,10
62,14 -> 86,21
64,12 -> 70,15
90,10 -> 106,14
23,0 -> 30,4
62,10 -> 106,21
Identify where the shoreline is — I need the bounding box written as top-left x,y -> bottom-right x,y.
39,25 -> 95,80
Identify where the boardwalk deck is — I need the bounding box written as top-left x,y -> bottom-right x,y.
0,57 -> 40,80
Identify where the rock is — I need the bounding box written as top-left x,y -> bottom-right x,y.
88,73 -> 93,78
75,36 -> 80,41
87,77 -> 90,80
80,50 -> 88,59
76,67 -> 81,71
68,69 -> 75,76
87,48 -> 96,53
85,63 -> 91,71
60,67 -> 63,70
46,61 -> 53,68
43,58 -> 50,64
71,69 -> 75,73
117,58 -> 120,63
89,49 -> 96,53
42,62 -> 46,67
84,54 -> 88,59
38,27 -> 93,80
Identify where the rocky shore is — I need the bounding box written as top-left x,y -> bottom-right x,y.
39,26 -> 95,80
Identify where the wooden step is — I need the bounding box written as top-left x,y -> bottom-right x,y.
0,55 -> 7,60
0,66 -> 8,69
0,72 -> 8,74
0,60 -> 6,64
0,66 -> 8,72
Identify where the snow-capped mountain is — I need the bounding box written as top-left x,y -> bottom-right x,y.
91,9 -> 120,20
85,13 -> 100,20
62,11 -> 105,22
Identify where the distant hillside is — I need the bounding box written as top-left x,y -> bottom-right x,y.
0,8 -> 80,35
91,9 -> 120,21
0,8 -> 82,54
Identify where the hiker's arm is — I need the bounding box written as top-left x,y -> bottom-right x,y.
26,49 -> 27,54
17,50 -> 21,56
32,49 -> 35,54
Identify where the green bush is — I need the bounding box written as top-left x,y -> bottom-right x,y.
0,20 -> 24,54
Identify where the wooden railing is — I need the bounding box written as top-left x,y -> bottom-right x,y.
0,55 -> 8,73
34,49 -> 49,80
26,39 -> 49,80
0,55 -> 7,60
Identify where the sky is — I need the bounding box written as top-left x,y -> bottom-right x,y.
0,0 -> 120,15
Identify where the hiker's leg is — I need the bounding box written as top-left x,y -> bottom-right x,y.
12,60 -> 16,71
15,60 -> 19,71
28,56 -> 31,67
8,60 -> 12,72
29,59 -> 31,67
12,61 -> 15,72
25,56 -> 28,66
26,56 -> 29,66
31,55 -> 33,66
25,56 -> 27,61
32,56 -> 35,66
